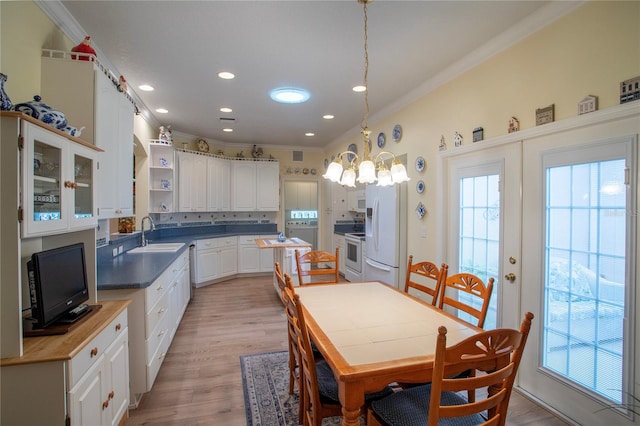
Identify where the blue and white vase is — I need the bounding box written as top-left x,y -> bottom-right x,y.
0,73 -> 12,111
277,232 -> 286,242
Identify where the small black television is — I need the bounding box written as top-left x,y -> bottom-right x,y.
27,242 -> 89,328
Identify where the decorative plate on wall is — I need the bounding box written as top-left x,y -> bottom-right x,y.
377,132 -> 386,148
416,201 -> 426,219
347,143 -> 357,163
416,180 -> 425,194
392,124 -> 402,142
415,156 -> 425,172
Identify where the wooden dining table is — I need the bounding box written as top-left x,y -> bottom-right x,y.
295,281 -> 483,426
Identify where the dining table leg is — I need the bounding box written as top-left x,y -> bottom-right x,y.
340,381 -> 364,426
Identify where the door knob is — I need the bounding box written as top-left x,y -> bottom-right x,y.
504,273 -> 516,282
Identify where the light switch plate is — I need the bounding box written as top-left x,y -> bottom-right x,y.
420,227 -> 427,238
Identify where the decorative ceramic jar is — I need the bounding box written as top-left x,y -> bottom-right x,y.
0,73 -> 12,111
277,232 -> 287,242
13,95 -> 68,130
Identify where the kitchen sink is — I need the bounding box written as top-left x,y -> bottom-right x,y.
127,243 -> 185,254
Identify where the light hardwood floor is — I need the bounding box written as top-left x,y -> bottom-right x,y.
126,275 -> 569,425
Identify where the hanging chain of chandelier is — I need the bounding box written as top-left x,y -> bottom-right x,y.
323,0 -> 410,187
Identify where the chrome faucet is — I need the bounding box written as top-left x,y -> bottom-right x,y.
140,216 -> 156,246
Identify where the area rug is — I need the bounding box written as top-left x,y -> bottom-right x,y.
241,350 -> 346,426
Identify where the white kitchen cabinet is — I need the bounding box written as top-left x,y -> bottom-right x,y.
0,301 -> 129,426
178,151 -> 207,212
97,251 -> 189,406
231,161 -> 257,210
16,116 -> 99,238
194,236 -> 238,285
347,186 -> 366,212
148,142 -> 175,213
207,156 -> 230,211
231,161 -> 279,211
334,233 -> 346,275
68,323 -> 129,426
41,53 -> 135,219
238,234 -> 276,273
285,181 -> 317,211
93,68 -> 135,218
257,161 -> 280,211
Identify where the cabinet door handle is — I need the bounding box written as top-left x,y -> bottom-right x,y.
115,323 -> 122,331
158,308 -> 166,315
102,400 -> 109,409
108,391 -> 115,400
157,285 -> 164,292
90,347 -> 99,357
158,329 -> 165,337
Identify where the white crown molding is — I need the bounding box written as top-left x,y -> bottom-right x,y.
328,1 -> 586,152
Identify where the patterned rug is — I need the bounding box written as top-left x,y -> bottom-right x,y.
241,350 -> 345,426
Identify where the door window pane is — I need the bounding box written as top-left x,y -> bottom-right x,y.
458,174 -> 499,329
543,159 -> 626,404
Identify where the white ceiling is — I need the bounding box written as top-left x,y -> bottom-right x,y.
50,0 -> 564,150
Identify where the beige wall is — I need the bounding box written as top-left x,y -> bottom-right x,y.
327,1 -> 640,263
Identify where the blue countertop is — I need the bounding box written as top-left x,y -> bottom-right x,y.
97,224 -> 276,291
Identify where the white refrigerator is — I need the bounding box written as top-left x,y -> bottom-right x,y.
364,184 -> 407,288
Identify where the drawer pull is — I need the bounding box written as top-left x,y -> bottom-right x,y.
157,285 -> 164,292
158,308 -> 166,315
109,391 -> 115,400
90,347 -> 99,357
115,323 -> 122,331
158,330 -> 165,337
159,352 -> 166,359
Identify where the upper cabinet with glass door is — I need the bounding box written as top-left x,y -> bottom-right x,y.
19,115 -> 101,238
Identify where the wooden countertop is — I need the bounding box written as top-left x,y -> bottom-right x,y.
255,237 -> 312,248
0,300 -> 130,367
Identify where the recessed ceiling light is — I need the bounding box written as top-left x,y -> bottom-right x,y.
156,108 -> 169,114
323,114 -> 334,120
305,132 -> 315,137
223,128 -> 233,132
270,87 -> 310,104
138,84 -> 154,91
218,71 -> 235,80
220,107 -> 233,113
352,85 -> 366,92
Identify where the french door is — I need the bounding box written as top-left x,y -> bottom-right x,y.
444,142 -> 522,330
442,112 -> 638,424
519,129 -> 637,425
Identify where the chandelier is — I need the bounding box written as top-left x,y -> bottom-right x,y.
323,0 -> 410,187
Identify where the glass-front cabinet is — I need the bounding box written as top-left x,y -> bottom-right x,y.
21,119 -> 99,238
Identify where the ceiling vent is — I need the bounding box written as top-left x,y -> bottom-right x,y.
292,151 -> 304,162
219,117 -> 236,122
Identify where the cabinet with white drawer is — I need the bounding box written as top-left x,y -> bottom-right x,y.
238,234 -> 276,274
98,250 -> 189,407
194,236 -> 238,285
0,301 -> 129,426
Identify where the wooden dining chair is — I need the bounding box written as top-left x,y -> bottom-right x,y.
285,289 -> 393,426
368,312 -> 534,426
438,272 -> 494,329
295,248 -> 339,286
274,261 -> 286,301
404,256 -> 448,306
281,275 -> 306,425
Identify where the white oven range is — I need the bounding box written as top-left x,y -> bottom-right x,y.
344,232 -> 365,282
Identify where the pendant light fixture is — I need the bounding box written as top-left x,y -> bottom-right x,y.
324,0 -> 410,187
